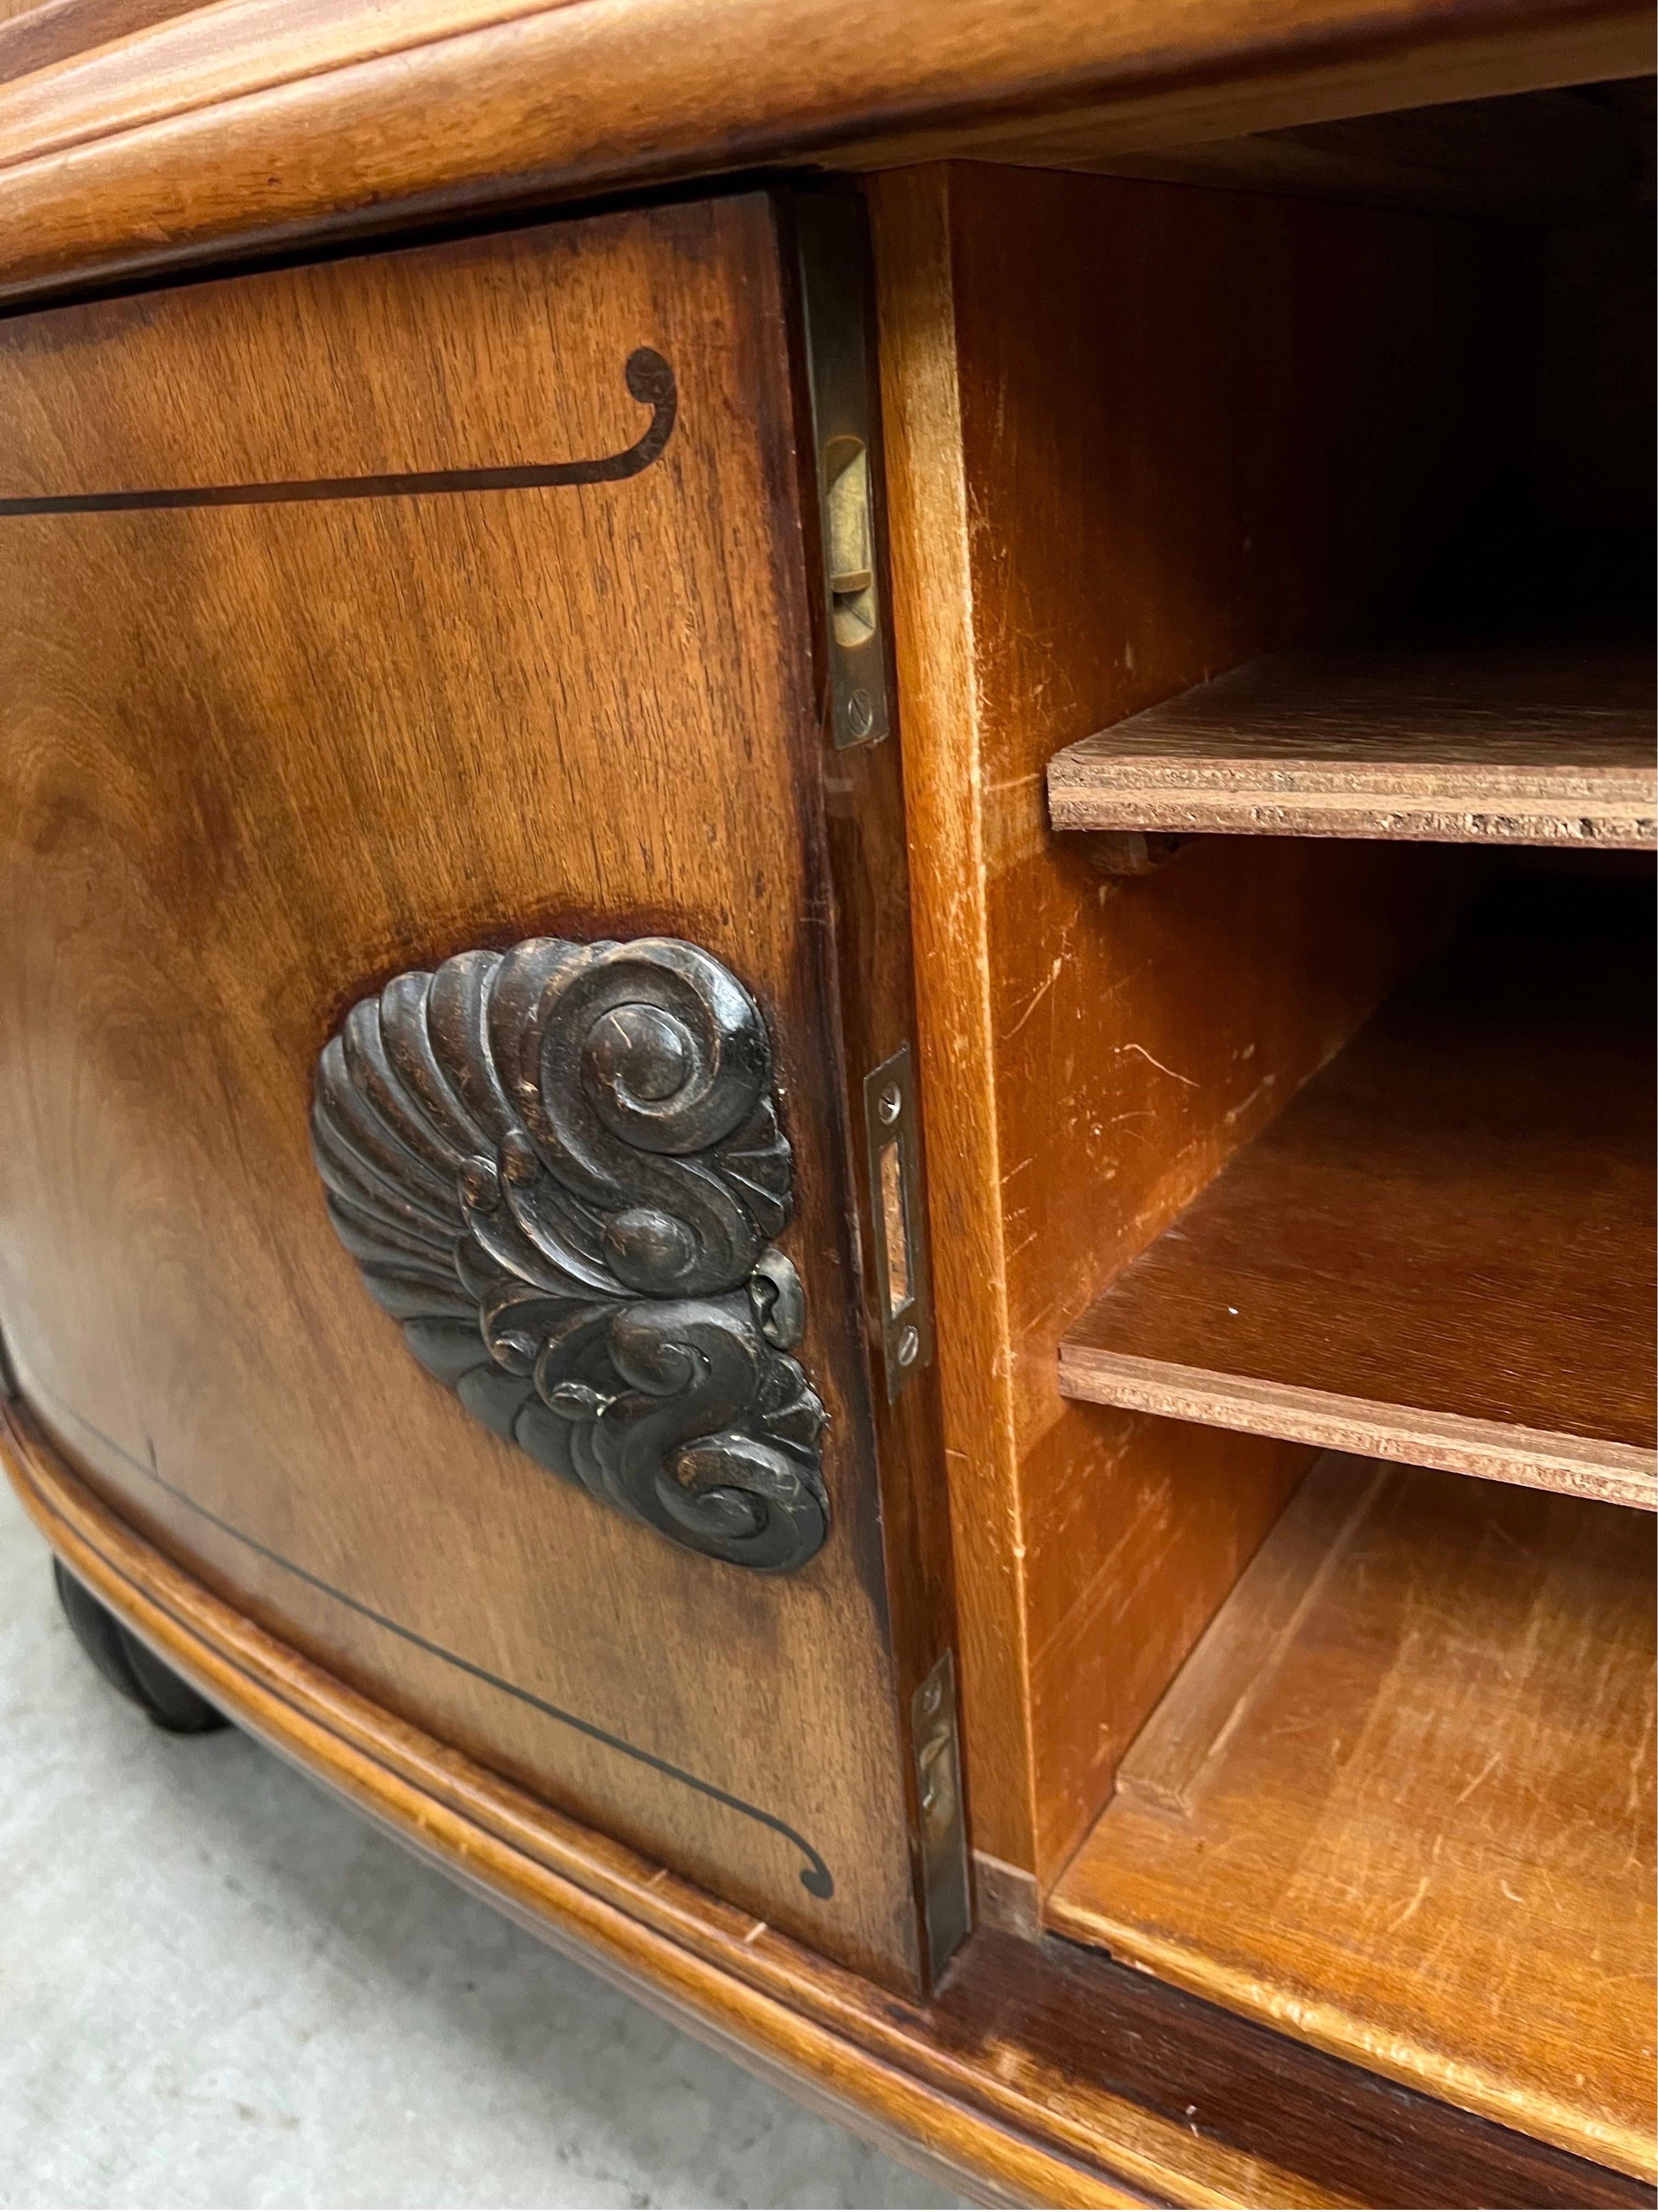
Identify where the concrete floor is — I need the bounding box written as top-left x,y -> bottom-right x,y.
0,1480 -> 965,2210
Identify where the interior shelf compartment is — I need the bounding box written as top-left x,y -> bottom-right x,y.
1058,871 -> 1656,1510
1047,637 -> 1657,846
1045,1450 -> 1657,2178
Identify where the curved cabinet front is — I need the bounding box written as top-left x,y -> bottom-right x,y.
0,192 -> 943,1989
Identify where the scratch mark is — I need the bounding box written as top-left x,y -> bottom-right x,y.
1387,1875 -> 1431,1933
1004,956 -> 1063,1040
1119,1041 -> 1198,1087
1454,1749 -> 1502,1805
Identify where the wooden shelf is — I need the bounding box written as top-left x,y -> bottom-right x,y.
1059,877 -> 1656,1509
1046,1452 -> 1657,2179
1047,641 -> 1657,845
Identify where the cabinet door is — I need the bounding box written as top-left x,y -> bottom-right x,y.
0,192 -> 953,1991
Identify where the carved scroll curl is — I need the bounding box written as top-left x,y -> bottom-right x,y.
312,938 -> 828,1572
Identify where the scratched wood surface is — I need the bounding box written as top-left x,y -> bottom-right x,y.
0,193 -> 933,1988
1048,1452 -> 1658,2179
871,161 -> 1503,1892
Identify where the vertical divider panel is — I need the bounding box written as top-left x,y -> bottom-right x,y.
870,161 -> 1507,1900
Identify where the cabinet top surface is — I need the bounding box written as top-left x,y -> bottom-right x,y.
0,0 -> 1650,308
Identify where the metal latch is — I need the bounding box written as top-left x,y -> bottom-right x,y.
911,1651 -> 971,1982
863,1044 -> 933,1400
794,191 -> 892,750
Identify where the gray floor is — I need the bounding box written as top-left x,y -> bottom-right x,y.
0,1481 -> 964,2211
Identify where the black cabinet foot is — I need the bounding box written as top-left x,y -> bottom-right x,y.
52,1556 -> 229,1734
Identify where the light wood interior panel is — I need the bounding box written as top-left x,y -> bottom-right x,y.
873,162 -> 1511,1888
1048,1452 -> 1657,2179
1061,869 -> 1657,1506
0,195 -> 925,1987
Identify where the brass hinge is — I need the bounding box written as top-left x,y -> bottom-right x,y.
794,191 -> 892,750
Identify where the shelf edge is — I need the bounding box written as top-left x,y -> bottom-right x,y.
1057,1344 -> 1657,1510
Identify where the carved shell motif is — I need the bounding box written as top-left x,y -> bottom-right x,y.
311,938 -> 829,1572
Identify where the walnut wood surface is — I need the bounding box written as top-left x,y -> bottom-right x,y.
9,1405 -> 1651,2212
1049,641 -> 1658,845
0,194 -> 943,1988
0,0 -> 1648,308
1059,876 -> 1657,1508
1048,1452 -> 1658,2178
0,0 -> 197,78
873,160 -> 1509,1891
1063,81 -> 1656,218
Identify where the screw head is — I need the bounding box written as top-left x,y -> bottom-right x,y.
876,1082 -> 902,1125
846,689 -> 875,739
896,1324 -> 920,1368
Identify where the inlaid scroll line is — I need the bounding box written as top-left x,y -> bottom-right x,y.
0,346 -> 676,519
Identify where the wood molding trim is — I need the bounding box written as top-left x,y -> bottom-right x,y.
0,1398 -> 1133,2211
6,1396 -> 1650,2211
0,0 -> 1650,307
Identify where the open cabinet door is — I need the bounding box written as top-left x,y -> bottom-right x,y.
0,189 -> 960,1995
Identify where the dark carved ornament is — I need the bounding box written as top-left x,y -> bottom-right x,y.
311,937 -> 828,1573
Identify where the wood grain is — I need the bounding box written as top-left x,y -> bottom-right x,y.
1060,874 -> 1657,1508
0,0 -> 1649,308
872,161 -> 1504,1888
1049,641 -> 1658,846
1027,78 -> 1656,216
0,0 -> 205,82
0,195 -> 937,1988
9,1405 -> 1651,2212
1048,1452 -> 1658,2179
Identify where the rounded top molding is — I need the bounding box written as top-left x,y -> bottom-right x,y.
0,0 -> 1647,308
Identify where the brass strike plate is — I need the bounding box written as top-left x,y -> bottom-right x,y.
794,191 -> 892,750
911,1650 -> 971,1982
863,1044 -> 933,1400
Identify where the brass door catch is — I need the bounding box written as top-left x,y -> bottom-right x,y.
911,1651 -> 971,1982
863,1044 -> 933,1400
794,191 -> 892,750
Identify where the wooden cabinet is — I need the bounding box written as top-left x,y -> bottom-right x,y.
0,9 -> 1653,2205
0,189 -> 960,1993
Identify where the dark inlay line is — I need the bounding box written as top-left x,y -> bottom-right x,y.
35,1379 -> 834,1899
0,347 -> 676,520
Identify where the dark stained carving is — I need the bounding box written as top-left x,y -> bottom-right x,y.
311,936 -> 829,1573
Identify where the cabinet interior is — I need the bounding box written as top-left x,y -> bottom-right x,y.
876,67 -> 1655,2167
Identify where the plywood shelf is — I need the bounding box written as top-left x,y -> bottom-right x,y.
1058,877 -> 1656,1509
1047,641 -> 1657,846
1046,1453 -> 1657,2177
